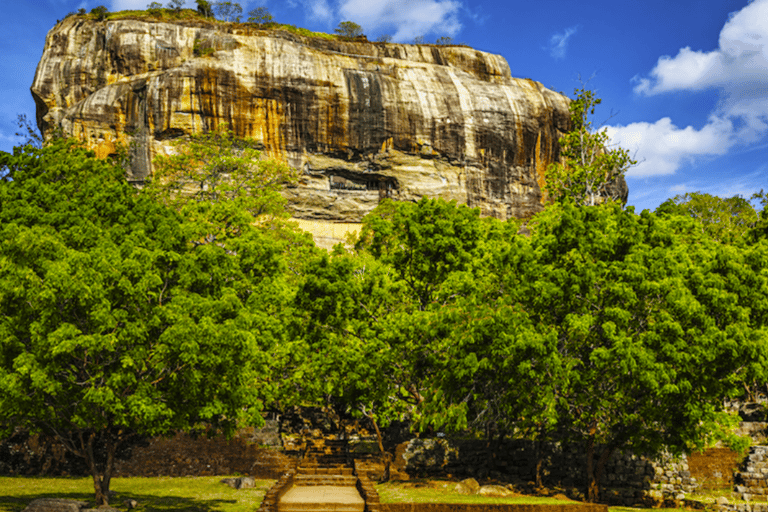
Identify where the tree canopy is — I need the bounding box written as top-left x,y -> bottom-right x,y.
0,140 -> 285,505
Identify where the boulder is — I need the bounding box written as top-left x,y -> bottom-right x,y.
454,478 -> 480,494
478,485 -> 512,497
23,499 -> 88,512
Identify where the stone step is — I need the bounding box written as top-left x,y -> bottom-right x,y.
295,475 -> 358,486
298,467 -> 354,476
278,486 -> 364,512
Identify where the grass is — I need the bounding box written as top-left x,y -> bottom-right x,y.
0,475 -> 711,512
375,479 -> 582,505
0,476 -> 273,512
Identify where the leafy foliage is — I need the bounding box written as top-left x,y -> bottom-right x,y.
196,0 -> 213,17
656,191 -> 758,242
166,0 -> 184,11
334,21 -> 364,39
147,124 -> 298,246
247,6 -> 273,25
213,1 -> 242,22
0,140 -> 282,505
90,5 -> 109,20
545,88 -> 635,206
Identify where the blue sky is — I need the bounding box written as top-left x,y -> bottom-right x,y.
2,0 -> 767,212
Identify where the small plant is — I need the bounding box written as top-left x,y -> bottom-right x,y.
376,34 -> 392,43
412,35 -> 425,44
435,36 -> 453,45
334,20 -> 364,39
78,7 -> 87,14
193,40 -> 215,57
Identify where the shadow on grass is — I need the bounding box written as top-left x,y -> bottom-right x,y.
0,490 -> 238,512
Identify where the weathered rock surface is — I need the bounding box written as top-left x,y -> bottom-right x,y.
32,14 -> 627,227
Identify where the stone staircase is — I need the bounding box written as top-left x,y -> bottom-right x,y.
261,436 -> 378,512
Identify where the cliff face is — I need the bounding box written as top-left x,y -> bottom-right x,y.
32,15 -> 627,223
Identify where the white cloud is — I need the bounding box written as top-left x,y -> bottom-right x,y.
304,0 -> 334,23
634,0 -> 768,96
338,0 -> 461,41
605,116 -> 735,177
612,0 -> 768,177
548,26 -> 578,60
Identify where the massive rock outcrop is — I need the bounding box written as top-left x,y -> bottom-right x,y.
32,14 -> 627,227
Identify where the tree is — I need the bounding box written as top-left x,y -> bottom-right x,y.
196,0 -> 213,17
334,21 -> 364,39
435,36 -> 453,45
90,5 -> 109,20
213,1 -> 242,22
412,35 -> 425,44
748,190 -> 768,243
507,202 -> 767,501
375,34 -> 392,43
166,0 -> 184,11
294,198 -> 494,480
147,124 -> 298,246
655,191 -> 758,242
545,88 -> 635,206
247,6 -> 273,25
0,140 -> 278,506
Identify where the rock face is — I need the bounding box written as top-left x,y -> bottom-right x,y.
32,14 -> 627,224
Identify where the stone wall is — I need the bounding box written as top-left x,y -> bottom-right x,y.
392,438 -> 697,506
734,446 -> 768,502
0,421 -> 296,479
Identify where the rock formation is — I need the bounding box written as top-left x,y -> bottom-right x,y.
31,14 -> 628,229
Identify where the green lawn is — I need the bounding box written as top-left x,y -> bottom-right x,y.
375,480 -> 582,505
0,476 -> 273,512
0,476 -> 694,512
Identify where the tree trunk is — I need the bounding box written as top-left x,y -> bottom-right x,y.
83,432 -> 116,507
585,435 -> 614,503
534,439 -> 544,489
370,415 -> 391,483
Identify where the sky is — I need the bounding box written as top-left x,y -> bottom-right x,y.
1,0 -> 767,212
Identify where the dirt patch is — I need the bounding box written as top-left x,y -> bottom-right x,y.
687,447 -> 743,490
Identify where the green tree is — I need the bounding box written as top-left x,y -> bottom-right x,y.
748,190 -> 768,243
90,5 -> 109,20
334,21 -> 364,39
196,0 -> 213,17
294,198 -> 494,480
213,1 -> 242,22
545,88 -> 635,206
147,124 -> 298,246
247,6 -> 273,25
0,140 -> 278,506
166,0 -> 184,11
656,191 -> 758,242
510,202 -> 767,501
